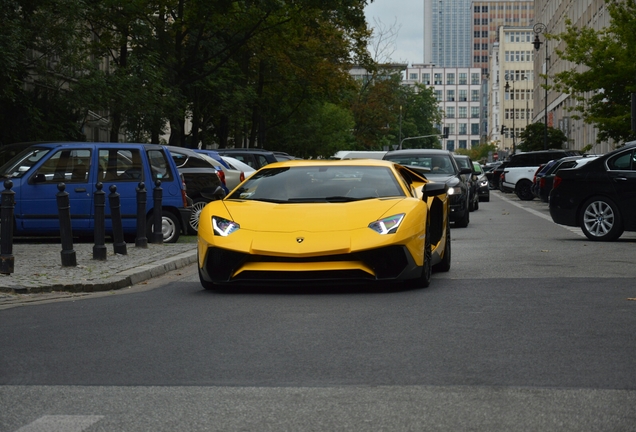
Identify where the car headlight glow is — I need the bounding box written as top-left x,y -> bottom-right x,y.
212,216 -> 240,236
368,214 -> 405,235
447,186 -> 457,195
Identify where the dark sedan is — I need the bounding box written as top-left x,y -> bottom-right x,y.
383,149 -> 472,227
549,142 -> 636,241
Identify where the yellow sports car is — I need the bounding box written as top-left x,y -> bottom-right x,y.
197,159 -> 451,289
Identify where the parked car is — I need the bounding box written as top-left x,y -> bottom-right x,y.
383,149 -> 472,227
165,146 -> 226,234
452,154 -> 480,211
473,162 -> 490,202
220,155 -> 256,185
483,161 -> 502,189
535,156 -> 594,202
0,142 -> 191,242
490,161 -> 508,191
214,148 -> 278,170
531,162 -> 556,199
549,142 -> 636,241
197,159 -> 451,290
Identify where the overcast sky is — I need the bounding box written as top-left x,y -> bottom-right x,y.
364,0 -> 424,65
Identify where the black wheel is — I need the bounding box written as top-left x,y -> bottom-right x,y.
515,180 -> 534,201
433,220 -> 451,272
187,198 -> 209,235
198,266 -> 216,290
454,205 -> 469,228
147,211 -> 180,243
580,196 -> 623,241
468,192 -> 475,211
474,194 -> 479,210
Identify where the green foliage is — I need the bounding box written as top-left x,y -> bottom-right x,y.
517,123 -> 568,152
553,1 -> 636,144
455,143 -> 498,163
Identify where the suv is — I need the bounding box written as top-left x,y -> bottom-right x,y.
501,150 -> 581,200
383,149 -> 472,227
214,148 -> 278,170
0,142 -> 191,242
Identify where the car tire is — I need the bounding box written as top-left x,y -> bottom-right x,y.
454,206 -> 469,228
474,194 -> 479,210
147,211 -> 180,243
433,220 -> 451,272
187,198 -> 209,235
515,180 -> 534,201
580,196 -> 624,241
198,266 -> 216,290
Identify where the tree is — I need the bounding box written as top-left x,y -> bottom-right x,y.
517,123 -> 568,152
553,0 -> 636,145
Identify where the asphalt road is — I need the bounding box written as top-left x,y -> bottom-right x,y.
1,190 -> 635,432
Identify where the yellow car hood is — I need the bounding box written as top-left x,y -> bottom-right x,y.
223,198 -> 403,233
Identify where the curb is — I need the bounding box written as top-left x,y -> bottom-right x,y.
2,249 -> 197,295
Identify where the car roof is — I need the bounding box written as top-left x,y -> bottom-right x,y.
384,149 -> 451,157
261,159 -> 400,168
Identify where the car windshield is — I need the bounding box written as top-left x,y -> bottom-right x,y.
384,154 -> 456,175
228,165 -> 405,203
0,147 -> 51,179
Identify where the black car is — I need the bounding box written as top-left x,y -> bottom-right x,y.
383,149 -> 472,227
490,161 -> 508,191
537,156 -> 599,202
549,142 -> 636,241
452,154 -> 480,211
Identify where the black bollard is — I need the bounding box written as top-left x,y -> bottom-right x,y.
135,181 -> 148,248
56,183 -> 77,267
93,182 -> 107,260
151,180 -> 163,244
0,179 -> 15,275
108,184 -> 127,255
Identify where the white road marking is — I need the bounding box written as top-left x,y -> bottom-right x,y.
15,415 -> 103,432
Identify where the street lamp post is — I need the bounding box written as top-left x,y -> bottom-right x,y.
533,23 -> 549,150
505,75 -> 516,155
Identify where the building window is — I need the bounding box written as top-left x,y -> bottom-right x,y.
474,31 -> 480,37
481,18 -> 488,25
422,73 -> 430,85
471,73 -> 480,85
435,90 -> 442,101
445,107 -> 455,118
459,107 -> 467,118
459,90 -> 468,102
471,123 -> 480,135
471,139 -> 480,147
447,90 -> 455,101
409,73 -> 418,80
481,43 -> 488,50
471,90 -> 480,102
471,107 -> 480,118
474,18 -> 480,25
446,73 -> 455,85
481,30 -> 488,37
447,140 -> 455,152
459,139 -> 467,149
459,73 -> 467,85
474,43 -> 481,51
474,5 -> 480,12
434,73 -> 442,85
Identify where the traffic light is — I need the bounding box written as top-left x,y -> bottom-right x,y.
501,125 -> 507,134
442,127 -> 449,139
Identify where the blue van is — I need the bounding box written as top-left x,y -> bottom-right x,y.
0,142 -> 191,242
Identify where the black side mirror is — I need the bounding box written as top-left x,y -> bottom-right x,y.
422,182 -> 448,200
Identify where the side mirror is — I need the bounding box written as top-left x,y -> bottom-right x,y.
422,182 -> 448,199
459,167 -> 472,175
32,173 -> 46,183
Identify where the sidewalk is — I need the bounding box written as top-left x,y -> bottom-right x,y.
0,241 -> 197,302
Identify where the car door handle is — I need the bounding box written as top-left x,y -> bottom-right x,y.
613,177 -> 627,181
74,187 -> 87,192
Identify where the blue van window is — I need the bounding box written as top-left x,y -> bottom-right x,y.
34,149 -> 92,183
0,148 -> 51,179
99,148 -> 144,181
147,149 -> 174,181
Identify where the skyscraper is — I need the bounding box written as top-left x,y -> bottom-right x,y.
424,0 -> 472,67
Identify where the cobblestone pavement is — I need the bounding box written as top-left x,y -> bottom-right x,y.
0,241 -> 197,304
